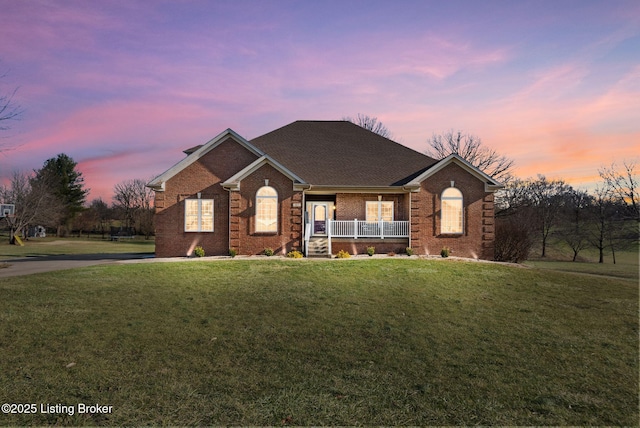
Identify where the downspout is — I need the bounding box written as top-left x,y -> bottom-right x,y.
408,188 -> 411,249
226,187 -> 231,254
302,190 -> 308,256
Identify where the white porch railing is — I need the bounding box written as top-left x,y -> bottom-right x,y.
328,219 -> 409,239
304,222 -> 311,256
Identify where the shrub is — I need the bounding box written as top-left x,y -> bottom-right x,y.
263,247 -> 274,257
405,247 -> 414,256
229,248 -> 237,258
286,250 -> 303,258
366,246 -> 375,257
335,250 -> 351,258
494,216 -> 533,263
194,246 -> 205,257
440,247 -> 450,258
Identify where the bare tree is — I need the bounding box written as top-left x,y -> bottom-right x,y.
494,178 -> 536,262
495,177 -> 530,214
0,66 -> 24,152
426,131 -> 514,183
527,176 -> 571,258
0,71 -> 22,132
343,114 -> 392,139
497,175 -> 570,258
557,188 -> 592,261
0,171 -> 64,243
88,198 -> 112,239
599,160 -> 639,223
113,178 -> 154,237
113,180 -> 137,229
587,185 -> 614,264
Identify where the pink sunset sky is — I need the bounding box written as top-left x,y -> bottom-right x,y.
1,0 -> 638,202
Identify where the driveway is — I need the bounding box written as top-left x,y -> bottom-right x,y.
0,253 -> 154,278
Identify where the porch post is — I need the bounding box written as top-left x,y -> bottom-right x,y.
380,220 -> 384,239
353,218 -> 358,239
327,218 -> 332,256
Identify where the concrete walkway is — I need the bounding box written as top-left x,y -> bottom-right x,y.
0,253 -> 154,278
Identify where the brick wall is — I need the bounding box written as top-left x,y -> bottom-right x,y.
410,163 -> 496,260
153,137 -> 259,257
232,163 -> 302,256
331,238 -> 409,256
335,193 -> 408,221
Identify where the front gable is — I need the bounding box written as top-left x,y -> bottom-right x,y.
147,128 -> 264,192
406,154 -> 503,192
149,129 -> 264,258
221,156 -> 306,192
228,161 -> 304,255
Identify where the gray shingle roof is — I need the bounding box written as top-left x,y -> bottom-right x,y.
250,121 -> 437,186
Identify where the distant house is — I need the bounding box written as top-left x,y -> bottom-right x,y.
147,121 -> 502,259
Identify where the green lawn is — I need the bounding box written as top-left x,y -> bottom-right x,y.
0,259 -> 637,426
525,240 -> 639,280
0,235 -> 155,260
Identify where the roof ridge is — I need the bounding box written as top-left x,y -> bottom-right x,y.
250,120 -> 437,186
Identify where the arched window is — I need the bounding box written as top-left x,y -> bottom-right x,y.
256,186 -> 278,232
441,187 -> 463,234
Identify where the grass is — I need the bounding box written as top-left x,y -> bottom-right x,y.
0,235 -> 155,260
0,258 -> 637,426
525,239 -> 639,280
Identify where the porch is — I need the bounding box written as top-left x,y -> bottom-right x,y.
305,219 -> 410,257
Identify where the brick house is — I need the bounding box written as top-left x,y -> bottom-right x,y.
147,121 -> 502,259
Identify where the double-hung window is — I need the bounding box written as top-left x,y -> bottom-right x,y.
366,201 -> 393,222
256,186 -> 278,233
441,188 -> 463,234
185,198 -> 214,232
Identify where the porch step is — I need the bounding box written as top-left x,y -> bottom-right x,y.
307,237 -> 330,258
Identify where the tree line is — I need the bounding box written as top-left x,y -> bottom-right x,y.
0,153 -> 154,242
493,167 -> 638,263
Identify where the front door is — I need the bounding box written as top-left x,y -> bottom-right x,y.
312,203 -> 329,235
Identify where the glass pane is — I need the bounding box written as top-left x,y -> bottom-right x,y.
257,197 -> 277,232
366,201 -> 378,222
201,200 -> 214,231
313,205 -> 326,234
381,201 -> 393,222
442,199 -> 463,233
314,205 -> 326,221
257,186 -> 277,197
442,187 -> 463,199
185,200 -> 199,231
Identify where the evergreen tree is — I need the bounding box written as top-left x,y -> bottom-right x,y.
33,153 -> 88,233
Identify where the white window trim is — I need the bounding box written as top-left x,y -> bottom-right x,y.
184,198 -> 214,232
441,188 -> 463,234
255,186 -> 278,233
366,200 -> 394,222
